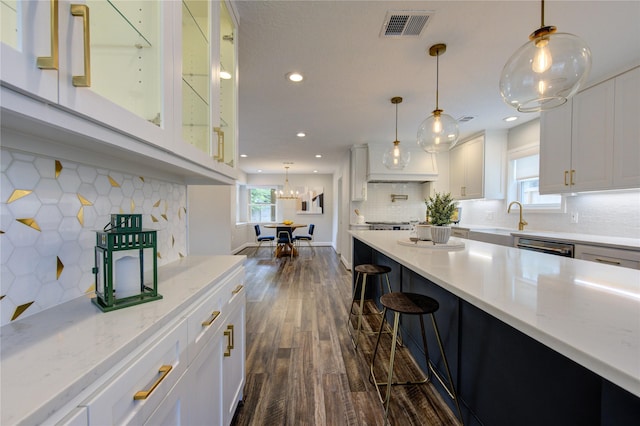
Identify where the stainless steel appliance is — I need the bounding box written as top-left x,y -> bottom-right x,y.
515,237 -> 574,257
366,221 -> 411,230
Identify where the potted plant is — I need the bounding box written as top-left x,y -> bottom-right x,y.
425,192 -> 457,243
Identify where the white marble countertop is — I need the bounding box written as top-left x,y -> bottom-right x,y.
453,225 -> 640,250
0,255 -> 246,426
351,230 -> 640,397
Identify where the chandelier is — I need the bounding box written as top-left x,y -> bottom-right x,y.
277,166 -> 298,199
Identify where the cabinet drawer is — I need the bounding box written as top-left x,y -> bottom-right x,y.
575,244 -> 640,270
80,319 -> 188,425
187,267 -> 245,363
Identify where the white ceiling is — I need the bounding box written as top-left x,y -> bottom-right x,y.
234,1 -> 640,175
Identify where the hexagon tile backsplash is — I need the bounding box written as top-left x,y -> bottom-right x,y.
0,148 -> 187,325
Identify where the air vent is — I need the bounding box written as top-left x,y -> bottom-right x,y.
380,10 -> 433,38
457,116 -> 475,123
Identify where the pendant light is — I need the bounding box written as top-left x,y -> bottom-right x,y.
499,0 -> 591,112
417,44 -> 459,153
277,166 -> 298,199
383,96 -> 410,170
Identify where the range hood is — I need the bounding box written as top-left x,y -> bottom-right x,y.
366,143 -> 438,182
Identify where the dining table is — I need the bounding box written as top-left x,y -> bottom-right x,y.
263,223 -> 307,257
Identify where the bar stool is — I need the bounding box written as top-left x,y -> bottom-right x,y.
346,264 -> 392,349
369,292 -> 463,425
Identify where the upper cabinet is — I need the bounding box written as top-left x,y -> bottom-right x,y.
366,143 -> 438,182
540,66 -> 640,194
449,131 -> 507,200
0,0 -> 239,183
1,0 -> 171,150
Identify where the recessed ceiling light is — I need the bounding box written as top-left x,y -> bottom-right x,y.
315,154 -> 322,158
240,154 -> 247,158
297,132 -> 306,138
504,116 -> 518,122
286,72 -> 303,82
313,170 -> 318,173
257,169 -> 262,173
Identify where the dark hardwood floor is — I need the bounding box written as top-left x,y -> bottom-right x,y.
231,246 -> 460,426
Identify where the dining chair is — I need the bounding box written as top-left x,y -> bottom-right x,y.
276,226 -> 294,259
294,223 -> 315,256
254,224 -> 274,255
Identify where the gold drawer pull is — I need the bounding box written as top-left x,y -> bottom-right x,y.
570,169 -> 576,186
232,284 -> 243,295
70,4 -> 91,87
224,324 -> 234,357
594,258 -> 622,265
133,365 -> 172,400
37,0 -> 59,69
201,310 -> 221,327
564,170 -> 569,186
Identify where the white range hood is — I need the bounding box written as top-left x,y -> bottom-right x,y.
366,143 -> 438,182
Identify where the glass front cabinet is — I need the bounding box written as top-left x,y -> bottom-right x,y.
0,0 -> 239,181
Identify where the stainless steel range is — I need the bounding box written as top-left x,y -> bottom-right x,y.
366,221 -> 411,230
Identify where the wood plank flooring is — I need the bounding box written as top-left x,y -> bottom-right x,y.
231,246 -> 460,426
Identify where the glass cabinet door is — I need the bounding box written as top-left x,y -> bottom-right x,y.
84,0 -> 163,126
182,0 -> 211,156
218,0 -> 236,167
1,0 -> 59,103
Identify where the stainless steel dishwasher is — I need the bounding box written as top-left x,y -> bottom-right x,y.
515,237 -> 574,257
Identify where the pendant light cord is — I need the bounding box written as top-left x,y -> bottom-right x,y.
540,0 -> 545,27
395,102 -> 398,141
435,51 -> 440,111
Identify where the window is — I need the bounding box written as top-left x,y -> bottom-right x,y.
508,146 -> 562,210
248,187 -> 277,222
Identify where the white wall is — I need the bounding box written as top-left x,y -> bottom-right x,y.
187,185 -> 232,255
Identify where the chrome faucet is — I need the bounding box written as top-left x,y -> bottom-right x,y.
508,201 -> 528,231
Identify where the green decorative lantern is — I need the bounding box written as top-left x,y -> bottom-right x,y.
92,214 -> 162,312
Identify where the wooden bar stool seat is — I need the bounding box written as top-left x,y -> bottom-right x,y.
369,292 -> 463,424
346,264 -> 392,349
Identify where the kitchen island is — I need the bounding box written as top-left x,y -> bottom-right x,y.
351,230 -> 640,426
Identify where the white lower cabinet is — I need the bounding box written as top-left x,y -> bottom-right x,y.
81,318 -> 188,425
575,244 -> 640,270
61,264 -> 246,426
222,297 -> 246,425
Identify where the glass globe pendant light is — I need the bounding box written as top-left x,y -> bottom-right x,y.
499,0 -> 591,112
417,44 -> 459,153
383,96 -> 410,170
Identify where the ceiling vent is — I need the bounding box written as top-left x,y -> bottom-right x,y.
380,10 -> 433,38
457,116 -> 475,123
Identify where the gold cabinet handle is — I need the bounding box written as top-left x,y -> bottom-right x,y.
201,310 -> 220,327
133,365 -> 172,400
564,170 -> 569,186
223,325 -> 234,357
70,4 -> 91,87
232,284 -> 243,295
570,169 -> 575,186
37,0 -> 59,69
594,258 -> 622,265
213,127 -> 224,162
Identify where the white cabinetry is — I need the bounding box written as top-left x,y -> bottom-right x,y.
540,66 -> 640,193
0,0 -> 239,183
366,143 -> 438,182
449,131 -> 506,200
575,244 -> 640,270
81,319 -> 188,425
351,145 -> 368,201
